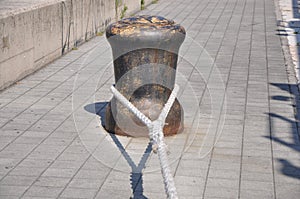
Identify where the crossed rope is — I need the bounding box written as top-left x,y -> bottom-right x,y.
110,84 -> 180,199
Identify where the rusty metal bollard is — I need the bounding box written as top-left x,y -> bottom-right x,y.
105,15 -> 186,137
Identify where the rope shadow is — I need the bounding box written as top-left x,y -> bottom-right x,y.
84,102 -> 150,198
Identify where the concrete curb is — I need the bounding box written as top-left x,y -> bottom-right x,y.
273,0 -> 300,137
274,0 -> 300,84
0,0 -> 154,91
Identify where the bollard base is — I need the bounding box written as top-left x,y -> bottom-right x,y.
105,86 -> 184,137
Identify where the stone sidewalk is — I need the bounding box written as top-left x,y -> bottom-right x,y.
1,0 -> 300,198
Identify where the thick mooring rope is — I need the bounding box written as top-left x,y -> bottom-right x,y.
110,85 -> 179,199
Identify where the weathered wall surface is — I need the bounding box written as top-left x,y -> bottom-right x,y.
143,0 -> 155,7
0,0 -> 150,90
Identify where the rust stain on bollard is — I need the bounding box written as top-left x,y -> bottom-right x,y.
105,15 -> 186,137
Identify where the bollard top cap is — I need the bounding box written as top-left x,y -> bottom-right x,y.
106,15 -> 185,38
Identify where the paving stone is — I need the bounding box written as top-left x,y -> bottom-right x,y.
50,160 -> 83,169
13,136 -> 44,144
74,169 -> 110,179
23,185 -> 64,198
241,180 -> 274,192
9,166 -> 45,177
0,136 -> 15,145
21,130 -> 51,138
26,151 -> 60,161
206,177 -> 239,189
0,185 -> 28,196
80,158 -> 113,171
209,159 -> 241,171
42,137 -> 74,146
0,149 -> 29,159
68,177 -> 104,189
33,144 -> 66,155
95,188 -> 132,199
204,186 -> 239,198
276,184 -> 300,199
4,143 -> 37,152
60,187 -> 98,198
48,131 -> 77,139
240,189 -> 274,199
0,129 -> 22,137
207,168 -> 240,179
56,152 -> 89,162
0,158 -> 21,171
241,170 -> 274,182
42,167 -> 78,178
0,175 -> 37,186
33,176 -> 70,188
176,184 -> 205,197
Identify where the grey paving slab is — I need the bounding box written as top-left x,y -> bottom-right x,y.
59,187 -> 99,198
23,185 -> 64,198
0,0 -> 300,198
0,175 -> 37,186
0,185 -> 29,197
32,176 -> 70,188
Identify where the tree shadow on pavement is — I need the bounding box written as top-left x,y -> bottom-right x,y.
266,83 -> 300,180
84,102 -> 150,199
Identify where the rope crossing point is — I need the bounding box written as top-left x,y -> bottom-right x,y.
110,84 -> 180,199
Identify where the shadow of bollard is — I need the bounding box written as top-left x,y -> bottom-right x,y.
84,102 -> 151,198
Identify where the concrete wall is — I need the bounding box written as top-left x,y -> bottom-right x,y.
0,0 -> 152,90
143,0 -> 155,8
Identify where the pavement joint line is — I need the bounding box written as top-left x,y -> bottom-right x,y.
237,0 -> 256,197
266,0 -> 278,198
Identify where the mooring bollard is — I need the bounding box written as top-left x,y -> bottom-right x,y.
105,15 -> 186,137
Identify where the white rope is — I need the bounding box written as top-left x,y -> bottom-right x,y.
110,85 -> 179,199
